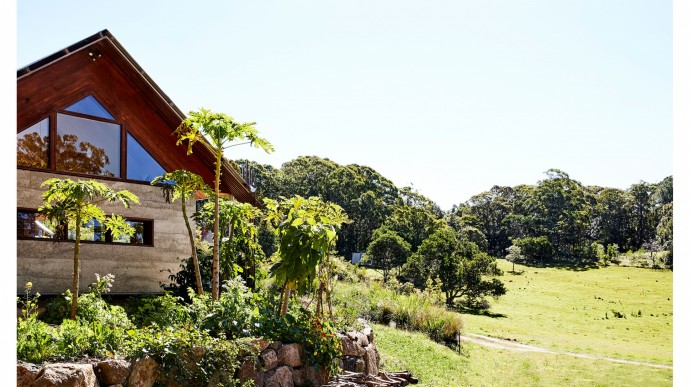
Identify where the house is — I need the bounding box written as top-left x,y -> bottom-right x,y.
17,29 -> 259,294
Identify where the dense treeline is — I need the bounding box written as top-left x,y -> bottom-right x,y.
239,157 -> 672,269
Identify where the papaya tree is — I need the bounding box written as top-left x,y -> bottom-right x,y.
38,178 -> 139,319
264,196 -> 349,316
152,170 -> 210,295
174,108 -> 274,300
194,197 -> 264,289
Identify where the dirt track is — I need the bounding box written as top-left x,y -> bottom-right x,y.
461,333 -> 673,370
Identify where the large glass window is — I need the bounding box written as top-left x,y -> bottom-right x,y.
127,134 -> 165,182
56,113 -> 121,177
18,95 -> 168,182
17,118 -> 50,168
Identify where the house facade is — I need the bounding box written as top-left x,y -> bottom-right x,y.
17,30 -> 258,294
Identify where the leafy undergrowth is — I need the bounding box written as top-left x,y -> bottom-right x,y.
460,259 -> 672,366
331,276 -> 462,346
374,324 -> 673,387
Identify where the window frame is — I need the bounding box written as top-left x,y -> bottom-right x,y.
17,208 -> 155,247
17,94 -> 166,185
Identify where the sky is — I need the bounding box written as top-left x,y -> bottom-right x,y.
14,1 -> 672,211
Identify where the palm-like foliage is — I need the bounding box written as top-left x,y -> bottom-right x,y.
39,178 -> 139,319
174,108 -> 274,300
264,196 -> 349,316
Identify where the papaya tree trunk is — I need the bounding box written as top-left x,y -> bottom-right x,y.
280,282 -> 293,316
182,198 -> 203,295
212,152 -> 222,301
70,213 -> 81,320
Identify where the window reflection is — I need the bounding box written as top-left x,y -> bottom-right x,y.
17,118 -> 50,168
17,210 -> 153,245
56,113 -> 120,177
65,95 -> 115,120
113,220 -> 145,244
127,134 -> 165,182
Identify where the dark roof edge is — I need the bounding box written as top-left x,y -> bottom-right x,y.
16,29 -> 186,120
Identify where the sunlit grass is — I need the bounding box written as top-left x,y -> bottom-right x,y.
375,324 -> 673,387
460,260 -> 672,365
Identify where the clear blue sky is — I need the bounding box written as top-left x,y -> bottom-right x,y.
16,0 -> 672,210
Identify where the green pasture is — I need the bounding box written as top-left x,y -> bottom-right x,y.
374,324 -> 673,386
460,260 -> 672,365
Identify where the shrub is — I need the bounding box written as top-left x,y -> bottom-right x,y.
256,306 -> 342,375
333,281 -> 463,347
162,250 -> 213,300
124,324 -> 251,386
17,282 -> 58,363
125,292 -> 190,328
199,277 -> 259,339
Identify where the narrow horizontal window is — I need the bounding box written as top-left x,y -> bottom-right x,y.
17,209 -> 153,246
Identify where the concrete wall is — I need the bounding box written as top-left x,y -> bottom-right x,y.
17,169 -> 196,294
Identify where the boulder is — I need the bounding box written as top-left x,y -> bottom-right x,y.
306,365 -> 329,387
94,359 -> 130,385
33,363 -> 99,387
339,335 -> 366,357
292,367 -> 307,386
359,320 -> 374,344
260,348 -> 279,372
126,356 -> 159,387
237,357 -> 263,387
265,366 -> 294,387
363,345 -> 379,375
277,343 -> 305,368
17,361 -> 40,387
268,341 -> 283,351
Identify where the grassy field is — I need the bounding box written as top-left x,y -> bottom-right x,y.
375,324 -> 673,386
460,260 -> 672,366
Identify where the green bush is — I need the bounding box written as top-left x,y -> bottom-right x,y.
125,292 -> 190,328
333,282 -> 463,346
17,282 -> 57,363
256,306 -> 342,375
123,324 -> 251,386
198,277 -> 259,339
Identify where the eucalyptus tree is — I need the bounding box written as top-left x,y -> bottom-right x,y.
627,181 -> 655,249
175,108 -> 273,300
38,178 -> 138,319
152,170 -> 210,295
264,196 -> 349,316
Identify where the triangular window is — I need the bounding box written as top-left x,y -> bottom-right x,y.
127,134 -> 166,182
65,95 -> 114,120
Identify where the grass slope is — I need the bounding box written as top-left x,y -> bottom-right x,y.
461,260 -> 672,365
375,324 -> 673,387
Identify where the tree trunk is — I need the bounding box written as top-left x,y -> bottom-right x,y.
280,282 -> 292,316
182,199 -> 203,295
70,213 -> 81,320
212,153 -> 222,301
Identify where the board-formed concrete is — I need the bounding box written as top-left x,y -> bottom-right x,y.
17,169 -> 197,294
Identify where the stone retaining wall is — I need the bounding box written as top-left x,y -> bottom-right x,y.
17,322 -> 380,387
